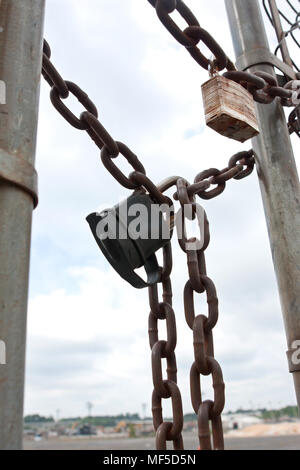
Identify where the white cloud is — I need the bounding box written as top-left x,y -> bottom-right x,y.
25,255 -> 295,418
26,266 -> 151,416
25,0 -> 300,419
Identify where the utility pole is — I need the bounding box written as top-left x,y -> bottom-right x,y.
0,0 -> 45,449
225,0 -> 300,411
87,402 -> 94,418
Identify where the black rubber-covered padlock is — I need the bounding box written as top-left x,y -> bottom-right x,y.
86,190 -> 173,289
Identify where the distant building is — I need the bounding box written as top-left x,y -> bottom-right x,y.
222,414 -> 261,431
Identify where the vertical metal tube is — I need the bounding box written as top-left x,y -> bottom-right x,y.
0,0 -> 45,449
225,0 -> 300,411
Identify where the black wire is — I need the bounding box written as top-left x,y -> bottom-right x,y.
286,0 -> 299,16
262,0 -> 299,70
263,0 -> 274,25
279,9 -> 293,26
274,44 -> 300,70
291,30 -> 300,50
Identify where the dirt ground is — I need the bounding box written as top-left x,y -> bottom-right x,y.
24,432 -> 300,451
226,422 -> 300,438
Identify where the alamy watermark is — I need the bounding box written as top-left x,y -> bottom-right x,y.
0,25 -> 4,105
291,340 -> 300,367
0,25 -> 5,104
0,340 -> 6,365
95,201 -> 206,252
291,81 -> 300,106
0,80 -> 6,105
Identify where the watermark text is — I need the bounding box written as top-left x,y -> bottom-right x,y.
0,340 -> 6,365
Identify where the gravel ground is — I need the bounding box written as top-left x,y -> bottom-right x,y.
24,433 -> 300,451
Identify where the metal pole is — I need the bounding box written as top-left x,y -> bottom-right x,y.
0,0 -> 45,449
225,0 -> 300,411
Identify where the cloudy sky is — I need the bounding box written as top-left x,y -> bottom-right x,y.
24,0 -> 300,419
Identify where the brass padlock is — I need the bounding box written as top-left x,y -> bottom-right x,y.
201,74 -> 259,143
86,190 -> 173,289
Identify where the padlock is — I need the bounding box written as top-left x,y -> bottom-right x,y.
86,190 -> 173,289
201,75 -> 259,143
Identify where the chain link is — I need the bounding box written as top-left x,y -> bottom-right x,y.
173,150 -> 256,202
147,0 -> 300,135
40,1 -> 299,448
289,103 -> 300,136
148,242 -> 185,450
175,181 -> 226,450
42,41 -> 169,197
224,70 -> 300,107
148,0 -> 230,71
40,39 -> 262,205
41,38 -> 258,451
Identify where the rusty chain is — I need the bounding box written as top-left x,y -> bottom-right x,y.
156,177 -> 226,449
42,40 -> 171,203
148,243 -> 185,450
41,38 -> 259,451
147,0 -> 235,71
175,180 -> 225,450
40,0 -> 299,450
147,0 -> 300,135
289,103 -> 300,136
175,150 -> 256,201
42,39 -> 256,201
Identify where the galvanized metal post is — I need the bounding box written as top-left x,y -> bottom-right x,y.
0,0 -> 45,449
225,0 -> 300,411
